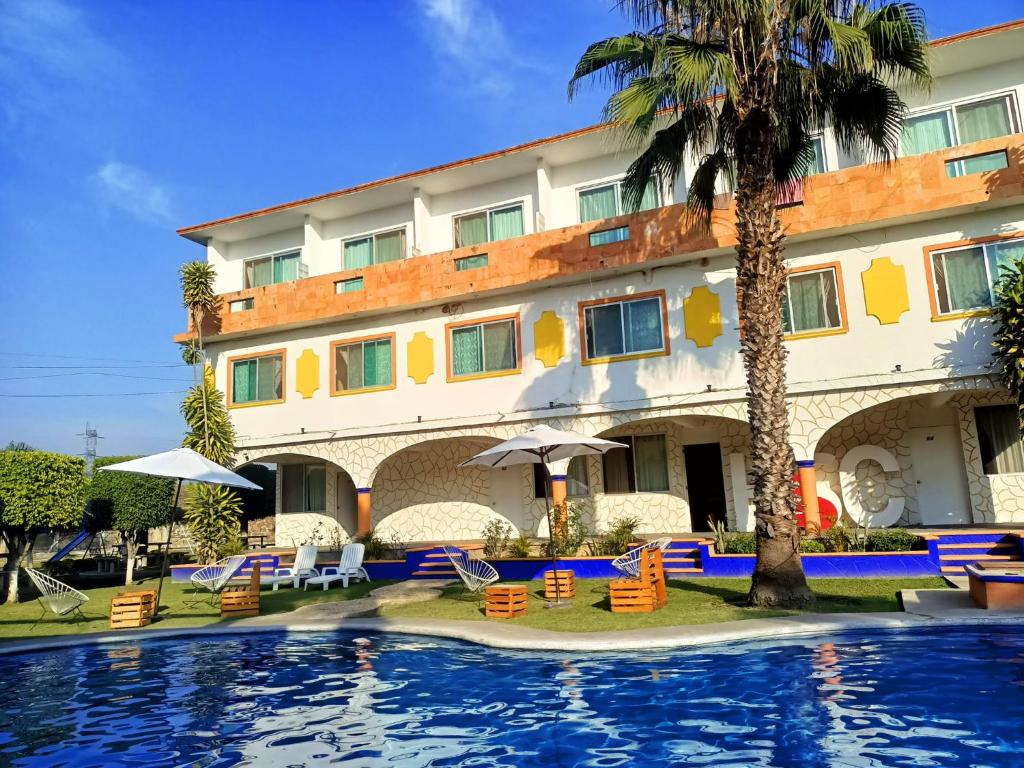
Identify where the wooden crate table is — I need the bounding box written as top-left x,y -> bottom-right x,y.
544,570 -> 576,600
220,562 -> 261,619
109,590 -> 157,629
609,549 -> 667,613
484,585 -> 528,619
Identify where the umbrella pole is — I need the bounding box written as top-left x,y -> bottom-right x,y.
544,461 -> 562,606
154,478 -> 182,615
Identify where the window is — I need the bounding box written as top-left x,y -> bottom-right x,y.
532,457 -> 590,499
454,204 -> 524,248
332,336 -> 394,394
282,463 -> 327,513
455,254 -> 488,271
782,266 -> 844,336
929,237 -> 1024,316
577,178 -> 660,223
229,298 -> 254,313
976,405 -> 1024,475
945,150 -> 1008,178
602,435 -> 670,493
581,292 -> 667,363
590,226 -> 630,247
244,251 -> 303,289
902,94 -> 1018,158
230,352 -> 284,406
343,228 -> 406,270
448,316 -> 519,379
808,136 -> 827,176
336,277 -> 364,293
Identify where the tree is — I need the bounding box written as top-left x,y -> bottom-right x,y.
4,442 -> 36,452
0,451 -> 84,602
992,255 -> 1024,428
88,457 -> 175,585
182,484 -> 243,564
570,0 -> 929,605
182,365 -> 237,467
180,261 -> 218,455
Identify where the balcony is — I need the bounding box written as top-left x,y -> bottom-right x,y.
177,134 -> 1024,343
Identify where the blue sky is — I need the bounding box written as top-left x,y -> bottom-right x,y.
1,0 -> 1020,457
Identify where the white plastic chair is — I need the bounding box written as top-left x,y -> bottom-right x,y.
304,543 -> 371,590
188,555 -> 247,604
443,546 -> 499,593
611,537 -> 672,578
25,568 -> 89,629
262,545 -> 319,591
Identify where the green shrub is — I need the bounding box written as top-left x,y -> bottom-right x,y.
357,529 -> 387,560
600,516 -> 642,556
550,502 -> 588,556
482,519 -> 514,558
800,539 -> 826,553
819,524 -> 856,552
723,532 -> 756,554
865,528 -> 922,552
508,535 -> 532,558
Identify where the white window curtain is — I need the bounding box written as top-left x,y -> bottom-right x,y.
956,98 -> 1013,143
634,434 -> 669,492
305,464 -> 327,512
902,111 -> 953,155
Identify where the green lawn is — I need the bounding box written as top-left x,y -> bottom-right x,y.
382,577 -> 947,632
0,577 -> 386,642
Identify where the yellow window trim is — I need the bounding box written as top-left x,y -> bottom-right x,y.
330,383 -> 397,397
447,367 -> 522,383
930,308 -> 993,322
228,397 -> 285,410
580,349 -> 670,366
783,327 -> 848,342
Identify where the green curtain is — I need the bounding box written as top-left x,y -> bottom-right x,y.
566,457 -> 590,497
482,321 -> 515,372
282,464 -> 304,514
455,212 -> 488,248
634,434 -> 669,492
344,238 -> 373,270
456,255 -> 488,271
787,272 -> 828,332
232,360 -> 255,404
304,464 -> 327,512
938,248 -> 991,312
639,179 -> 659,211
256,356 -> 282,401
902,111 -> 953,155
247,258 -> 273,288
362,340 -> 392,387
957,151 -> 1009,176
586,303 -> 624,358
452,326 -> 483,376
274,253 -> 300,283
374,231 -> 404,263
624,297 -> 663,353
956,98 -> 1012,143
579,185 -> 618,222
991,239 -> 1024,282
489,206 -> 524,241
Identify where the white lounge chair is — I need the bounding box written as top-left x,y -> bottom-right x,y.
188,554 -> 247,605
443,545 -> 499,593
304,543 -> 371,590
611,537 -> 672,578
262,545 -> 319,591
25,568 -> 89,629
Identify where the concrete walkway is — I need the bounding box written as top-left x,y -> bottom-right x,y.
900,587 -> 1024,620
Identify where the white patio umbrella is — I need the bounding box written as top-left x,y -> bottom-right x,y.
460,425 -> 626,605
100,448 -> 262,613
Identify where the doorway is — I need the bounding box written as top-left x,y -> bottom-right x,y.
683,443 -> 727,532
909,425 -> 971,525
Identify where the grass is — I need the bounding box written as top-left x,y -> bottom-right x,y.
381,577 -> 948,632
0,577 -> 386,642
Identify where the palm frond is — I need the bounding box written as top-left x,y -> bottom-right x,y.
568,34 -> 659,99
685,149 -> 731,230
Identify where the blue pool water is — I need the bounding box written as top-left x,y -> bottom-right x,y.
1,625 -> 1023,767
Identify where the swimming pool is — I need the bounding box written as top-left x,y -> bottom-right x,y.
1,625 -> 1022,766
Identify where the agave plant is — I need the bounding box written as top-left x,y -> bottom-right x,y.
570,0 -> 930,606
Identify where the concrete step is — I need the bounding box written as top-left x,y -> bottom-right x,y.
411,569 -> 457,577
937,542 -> 1017,550
939,554 -> 1019,562
663,556 -> 699,564
664,567 -> 704,574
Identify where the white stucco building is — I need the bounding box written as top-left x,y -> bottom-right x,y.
176,20 -> 1024,548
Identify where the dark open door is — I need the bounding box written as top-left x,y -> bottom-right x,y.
683,443 -> 727,532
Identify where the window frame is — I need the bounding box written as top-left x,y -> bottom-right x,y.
341,226 -> 408,270
532,457 -> 591,500
781,262 -> 848,340
229,298 -> 254,313
444,313 -> 522,382
282,462 -> 328,514
601,434 -> 671,494
578,290 -> 671,365
335,276 -> 364,294
924,232 -> 1024,320
575,175 -> 663,224
227,349 -> 287,408
901,92 -> 1020,156
807,135 -> 828,176
243,249 -> 303,289
329,333 -> 396,396
452,200 -> 527,249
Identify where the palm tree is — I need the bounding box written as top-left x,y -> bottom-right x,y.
180,261 -> 218,455
569,0 -> 929,606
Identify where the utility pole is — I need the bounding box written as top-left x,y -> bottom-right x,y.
78,423 -> 102,478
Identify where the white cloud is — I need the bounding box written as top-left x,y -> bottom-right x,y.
92,161 -> 175,226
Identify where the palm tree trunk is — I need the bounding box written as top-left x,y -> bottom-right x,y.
192,308 -> 212,457
734,108 -> 813,608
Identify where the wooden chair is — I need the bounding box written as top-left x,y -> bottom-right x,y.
220,562 -> 261,618
609,548 -> 667,613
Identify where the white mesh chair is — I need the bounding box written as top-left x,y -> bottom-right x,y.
304,543 -> 371,590
611,537 -> 672,578
188,554 -> 247,605
24,568 -> 89,629
443,546 -> 499,593
262,545 -> 320,591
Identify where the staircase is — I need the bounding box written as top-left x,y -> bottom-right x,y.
407,546 -> 458,580
930,531 -> 1022,576
661,538 -> 707,577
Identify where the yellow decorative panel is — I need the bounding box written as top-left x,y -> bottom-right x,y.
295,349 -> 320,399
533,311 -> 565,368
861,257 -> 909,325
683,286 -> 722,348
407,331 -> 435,384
